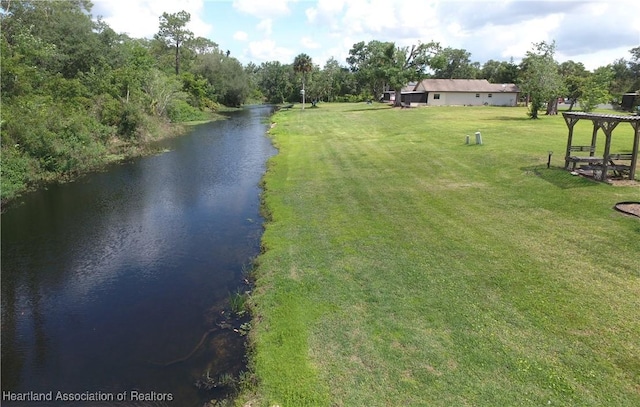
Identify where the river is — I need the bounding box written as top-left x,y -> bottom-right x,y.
1,105 -> 276,406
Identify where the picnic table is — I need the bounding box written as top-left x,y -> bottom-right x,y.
562,112 -> 640,181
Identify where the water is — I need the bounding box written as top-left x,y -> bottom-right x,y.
1,105 -> 276,406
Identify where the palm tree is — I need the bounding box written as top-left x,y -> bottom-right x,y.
293,53 -> 313,109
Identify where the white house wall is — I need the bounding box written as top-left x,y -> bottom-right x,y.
487,93 -> 518,106
426,92 -> 518,106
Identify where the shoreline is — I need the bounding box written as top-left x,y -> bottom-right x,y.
0,112 -> 231,213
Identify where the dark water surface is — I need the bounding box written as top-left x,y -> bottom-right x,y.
1,106 -> 276,406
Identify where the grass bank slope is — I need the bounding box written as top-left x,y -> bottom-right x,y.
249,104 -> 639,406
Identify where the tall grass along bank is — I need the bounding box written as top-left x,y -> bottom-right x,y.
246,104 -> 639,406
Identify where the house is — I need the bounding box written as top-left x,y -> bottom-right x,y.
382,79 -> 520,107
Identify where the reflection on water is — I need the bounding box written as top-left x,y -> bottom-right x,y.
1,106 -> 276,406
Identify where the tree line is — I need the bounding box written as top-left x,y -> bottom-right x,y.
2,1 -> 639,203
1,1 -> 253,204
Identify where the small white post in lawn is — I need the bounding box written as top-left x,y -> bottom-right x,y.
475,131 -> 483,145
301,88 -> 305,110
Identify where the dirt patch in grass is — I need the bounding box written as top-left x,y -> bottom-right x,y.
609,179 -> 640,187
615,202 -> 640,217
573,169 -> 639,187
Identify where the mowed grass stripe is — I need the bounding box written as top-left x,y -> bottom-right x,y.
249,104 -> 640,407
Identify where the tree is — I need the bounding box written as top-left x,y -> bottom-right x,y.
190,36 -> 218,56
156,10 -> 194,75
143,69 -> 184,116
1,0 -> 104,78
347,40 -> 440,107
431,47 -> 479,79
388,42 -> 441,107
629,46 -> 640,91
480,59 -> 520,84
346,40 -> 388,100
317,57 -> 343,102
606,49 -> 640,105
0,18 -> 58,98
256,61 -> 293,104
180,72 -> 211,109
193,52 -> 250,107
558,60 -> 588,110
334,64 -> 359,100
217,56 -> 250,107
293,53 -> 313,108
302,65 -> 322,103
244,62 -> 264,102
519,41 -> 564,118
580,66 -> 613,112
0,2 -> 231,202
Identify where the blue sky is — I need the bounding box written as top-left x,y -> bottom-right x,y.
92,0 -> 640,71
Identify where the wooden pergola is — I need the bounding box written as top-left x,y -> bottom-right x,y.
562,112 -> 640,182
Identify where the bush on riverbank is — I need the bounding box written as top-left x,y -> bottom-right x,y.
0,98 -> 187,207
0,1 -> 246,207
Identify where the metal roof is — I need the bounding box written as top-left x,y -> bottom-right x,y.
562,111 -> 640,123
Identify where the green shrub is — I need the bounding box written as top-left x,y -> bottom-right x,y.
0,145 -> 33,202
118,103 -> 144,140
229,290 -> 248,317
335,94 -> 366,103
166,99 -> 209,122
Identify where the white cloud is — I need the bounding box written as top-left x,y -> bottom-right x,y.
233,31 -> 249,41
247,39 -> 295,63
303,0 -> 640,72
93,0 -> 212,38
257,18 -> 273,35
582,2 -> 608,16
305,0 -> 345,25
558,46 -> 634,72
445,22 -> 467,39
312,0 -> 441,43
302,0 -> 442,67
94,0 -> 640,71
301,36 -> 322,49
305,8 -> 318,23
232,0 -> 296,18
455,13 -> 564,64
315,44 -> 351,67
343,0 -> 396,35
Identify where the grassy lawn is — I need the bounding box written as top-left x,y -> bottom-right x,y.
246,104 -> 640,406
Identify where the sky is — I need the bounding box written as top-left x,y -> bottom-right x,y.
92,0 -> 640,71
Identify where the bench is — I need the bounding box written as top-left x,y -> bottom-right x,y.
565,145 -> 599,170
608,153 -> 633,161
580,163 -> 632,180
577,153 -> 633,179
606,153 -> 634,177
